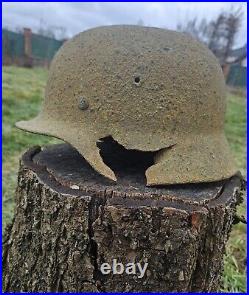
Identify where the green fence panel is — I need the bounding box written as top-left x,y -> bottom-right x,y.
227,64 -> 247,88
2,29 -> 24,58
31,33 -> 63,60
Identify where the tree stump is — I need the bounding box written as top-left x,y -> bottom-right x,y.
3,143 -> 244,292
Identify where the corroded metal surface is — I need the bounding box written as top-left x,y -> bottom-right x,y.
16,25 -> 238,185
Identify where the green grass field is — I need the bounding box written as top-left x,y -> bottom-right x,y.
2,66 -> 246,292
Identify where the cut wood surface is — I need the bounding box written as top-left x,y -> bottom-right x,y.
2,143 -> 244,292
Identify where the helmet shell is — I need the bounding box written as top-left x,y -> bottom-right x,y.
16,25 -> 238,185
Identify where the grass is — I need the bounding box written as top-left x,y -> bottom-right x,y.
225,94 -> 246,178
221,92 -> 246,293
2,66 -> 60,230
2,66 -> 246,292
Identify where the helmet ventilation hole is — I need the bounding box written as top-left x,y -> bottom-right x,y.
134,76 -> 141,85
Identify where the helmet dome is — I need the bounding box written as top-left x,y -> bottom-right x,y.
16,25 -> 237,185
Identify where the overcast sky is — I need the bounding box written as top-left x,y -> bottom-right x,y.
2,2 -> 247,47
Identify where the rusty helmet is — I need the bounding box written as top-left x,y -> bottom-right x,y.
16,25 -> 238,185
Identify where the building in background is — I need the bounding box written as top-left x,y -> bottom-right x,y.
2,28 -> 65,67
227,44 -> 247,67
224,44 -> 247,88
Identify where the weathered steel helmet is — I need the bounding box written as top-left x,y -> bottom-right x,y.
16,25 -> 238,185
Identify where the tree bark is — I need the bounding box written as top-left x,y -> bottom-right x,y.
2,144 -> 244,292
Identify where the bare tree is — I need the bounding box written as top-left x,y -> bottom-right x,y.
14,26 -> 24,34
37,18 -> 67,40
37,19 -> 55,38
177,6 -> 244,65
177,17 -> 206,41
222,7 -> 244,64
207,13 -> 226,56
137,19 -> 145,26
52,26 -> 67,40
